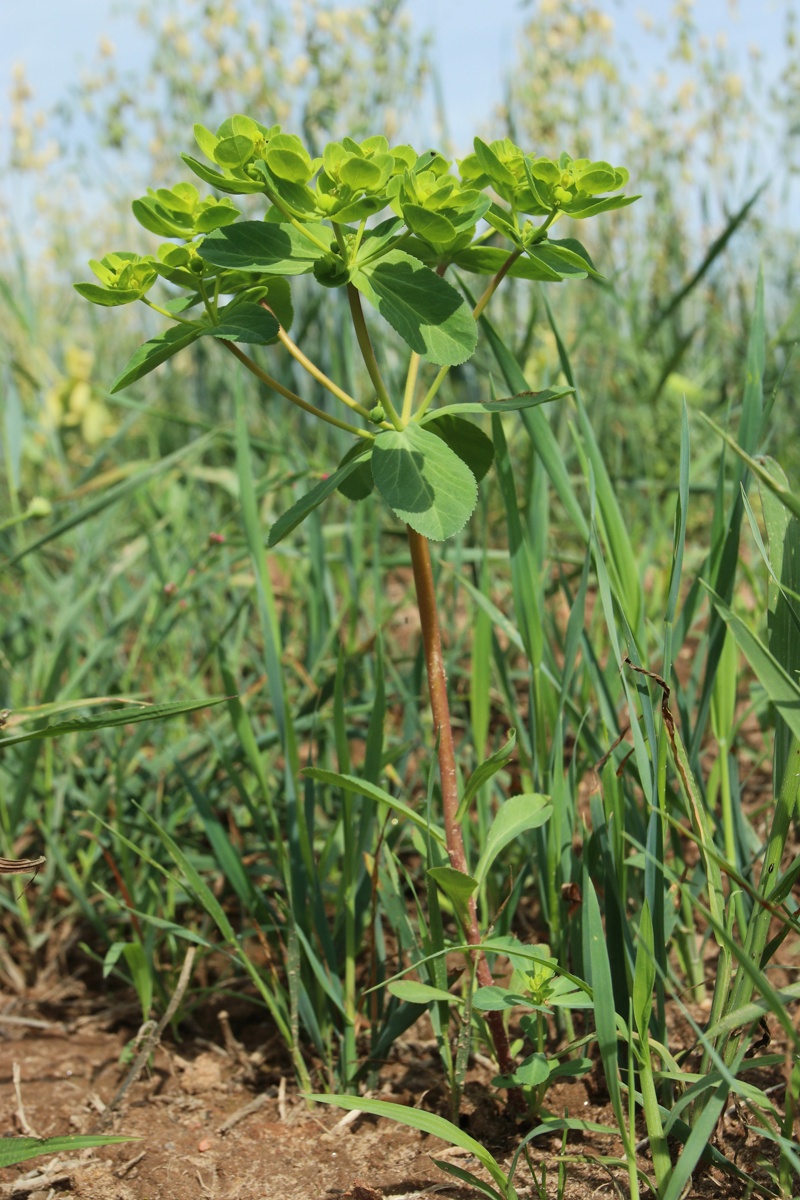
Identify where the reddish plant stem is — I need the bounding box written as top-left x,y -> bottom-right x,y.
406,525 -> 518,1086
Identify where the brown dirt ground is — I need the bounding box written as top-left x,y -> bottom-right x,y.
0,988 -> 792,1200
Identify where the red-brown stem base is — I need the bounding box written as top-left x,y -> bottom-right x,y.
406,525 -> 523,1110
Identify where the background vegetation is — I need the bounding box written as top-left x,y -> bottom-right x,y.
1,2 -> 800,1195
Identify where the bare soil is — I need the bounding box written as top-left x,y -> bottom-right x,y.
0,986 -> 791,1200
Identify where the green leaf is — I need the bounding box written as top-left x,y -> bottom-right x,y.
498,1052 -> 549,1088
760,456 -> 800,795
131,196 -> 191,238
422,413 -> 494,482
427,866 -> 478,925
213,134 -> 255,168
0,697 -> 228,748
180,153 -> 266,195
525,241 -> 599,280
453,247 -> 552,281
472,986 -> 529,1011
336,441 -> 374,501
208,302 -> 280,344
492,413 -> 544,668
372,422 -> 478,540
267,448 -> 372,546
352,249 -> 477,366
257,162 -> 321,219
199,220 -> 328,274
388,980 -> 458,1005
111,323 -> 204,393
259,277 -> 294,332
482,204 -> 519,241
473,137 -> 517,195
473,793 -> 552,888
339,155 -> 385,191
402,203 -> 458,248
193,122 -> 219,161
457,728 -> 517,819
308,1095 -> 516,1198
193,201 -> 241,233
0,1135 -> 135,1169
138,805 -> 240,948
561,194 -> 640,219
264,133 -> 314,183
73,282 -> 142,307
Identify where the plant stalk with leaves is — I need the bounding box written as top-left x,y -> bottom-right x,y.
76,116 -> 635,1087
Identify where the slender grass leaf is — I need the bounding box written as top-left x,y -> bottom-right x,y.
492,414 -> 543,667
8,427 -> 212,561
646,184 -> 765,335
430,1158 -> 507,1200
760,456 -> 800,795
702,980 -> 800,1042
0,1135 -> 135,1168
585,881 -> 627,1137
308,1095 -> 517,1197
543,293 -> 642,631
459,280 -> 587,537
445,565 -> 525,652
706,588 -> 800,744
176,764 -> 269,920
699,415 -> 800,523
303,768 -> 446,845
363,636 -> 385,786
666,400 -> 690,624
136,804 -> 292,1041
294,925 -> 345,1016
633,899 -> 655,1041
661,1080 -> 730,1200
139,807 -> 237,942
0,697 -> 227,747
454,246 -> 573,282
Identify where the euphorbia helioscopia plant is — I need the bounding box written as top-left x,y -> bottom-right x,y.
76,117 -> 635,1094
